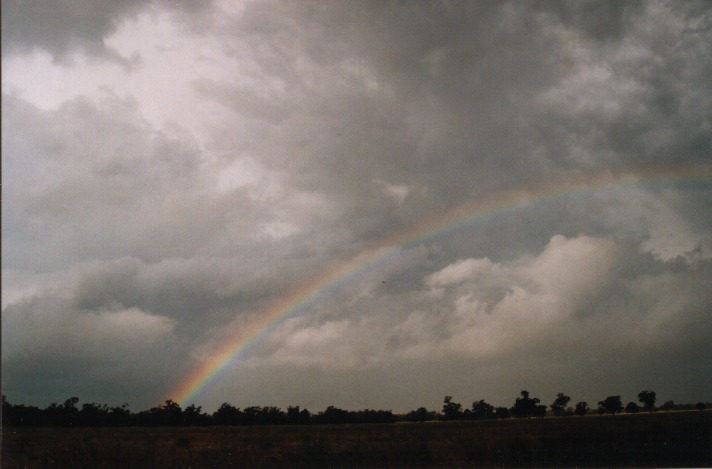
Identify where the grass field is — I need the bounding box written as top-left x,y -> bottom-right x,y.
3,410 -> 710,468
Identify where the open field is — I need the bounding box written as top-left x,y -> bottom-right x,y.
3,410 -> 711,468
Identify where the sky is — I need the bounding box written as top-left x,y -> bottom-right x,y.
2,0 -> 711,414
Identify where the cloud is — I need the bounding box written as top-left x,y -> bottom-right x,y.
1,0 -> 216,65
2,1 -> 711,411
227,234 -> 712,410
2,0 -> 144,65
1,93 -> 274,270
253,233 -> 706,370
396,235 -> 620,360
2,293 -> 178,405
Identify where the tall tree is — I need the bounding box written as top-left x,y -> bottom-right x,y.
637,390 -> 656,413
513,390 -> 541,418
442,396 -> 463,420
161,399 -> 183,426
550,393 -> 571,417
471,400 -> 495,420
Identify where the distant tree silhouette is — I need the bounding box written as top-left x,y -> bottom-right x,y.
318,406 -> 350,424
574,401 -> 589,416
183,404 -> 210,425
79,402 -> 108,426
239,406 -> 286,425
162,399 -> 184,425
597,396 -> 623,414
264,406 -> 287,425
625,402 -> 640,413
471,400 -> 495,420
286,405 -> 311,425
550,393 -> 571,417
512,390 -> 543,418
637,390 -> 656,412
3,395 -> 44,426
404,407 -> 437,422
213,402 -> 242,425
349,409 -> 396,424
5,391 -> 706,429
107,403 -> 131,426
441,396 -> 463,420
45,397 -> 79,426
660,400 -> 675,411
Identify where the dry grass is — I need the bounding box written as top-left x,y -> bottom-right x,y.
3,410 -> 711,468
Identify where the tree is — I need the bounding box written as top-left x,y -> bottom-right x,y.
287,406 -> 311,425
494,407 -> 511,419
261,406 -> 286,425
471,400 -> 495,420
550,393 -> 571,417
242,406 -> 265,425
63,397 -> 80,426
637,390 -> 656,413
597,396 -> 623,415
213,402 -> 242,425
44,397 -> 80,426
660,400 -> 675,411
574,401 -> 589,416
695,402 -> 707,411
79,402 -> 108,426
319,406 -> 349,424
183,404 -> 210,425
625,402 -> 640,413
442,396 -> 463,421
405,407 -> 437,422
107,403 -> 131,426
161,399 -> 183,425
512,390 -> 541,418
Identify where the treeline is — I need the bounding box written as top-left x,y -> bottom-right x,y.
2,391 -> 708,427
1,396 -> 395,427
422,391 -> 709,422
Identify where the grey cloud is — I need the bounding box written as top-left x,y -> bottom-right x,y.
2,293 -> 181,407
67,256 -> 305,333
226,235 -> 712,411
541,0 -> 646,42
1,0 -> 216,64
1,0 -> 146,63
2,93 -> 271,270
208,0 -> 710,230
3,1 -> 711,411
531,2 -> 712,170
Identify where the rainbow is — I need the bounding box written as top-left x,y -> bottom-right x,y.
171,166 -> 711,405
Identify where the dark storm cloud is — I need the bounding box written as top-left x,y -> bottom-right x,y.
2,0 -> 145,64
541,0 -> 646,41
1,0 -> 216,64
224,0 -> 569,198
213,0 -> 711,221
2,292 -> 182,406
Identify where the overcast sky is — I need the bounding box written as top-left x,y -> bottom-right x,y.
3,0 -> 711,413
